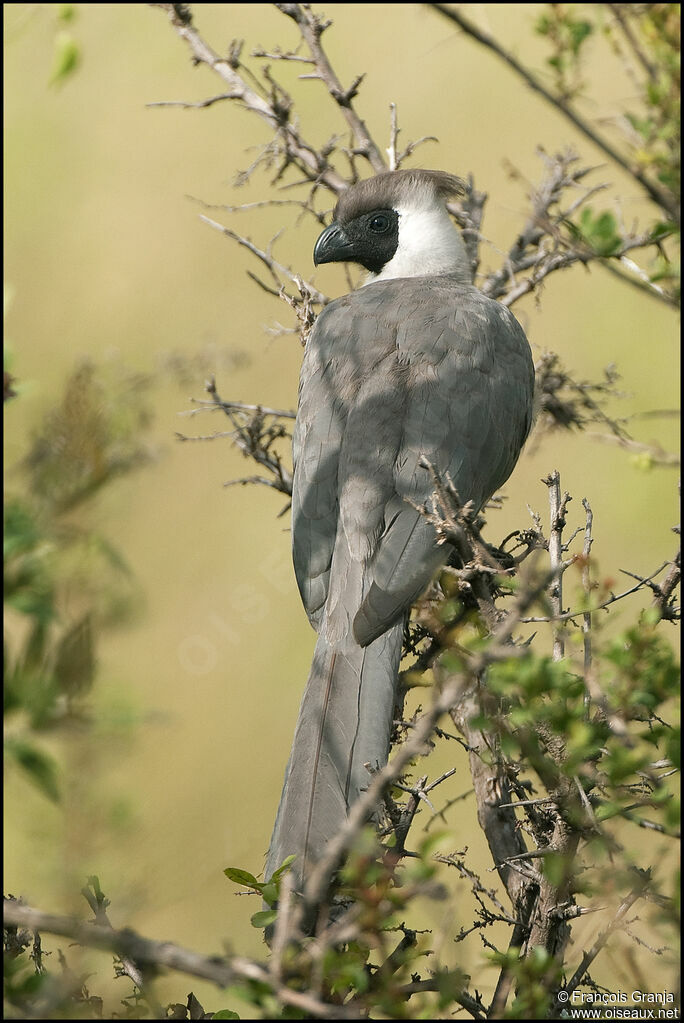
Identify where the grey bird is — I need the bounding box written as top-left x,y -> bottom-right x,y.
265,169 -> 534,900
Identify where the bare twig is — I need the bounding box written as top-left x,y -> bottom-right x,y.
276,4 -> 386,174
589,430 -> 680,468
543,470 -> 569,660
426,4 -> 679,224
192,376 -> 294,496
151,3 -> 349,194
199,214 -> 328,306
188,193 -> 327,225
183,398 -> 296,420
608,5 -> 657,83
565,884 -> 648,996
581,498 -> 594,712
521,562 -> 671,625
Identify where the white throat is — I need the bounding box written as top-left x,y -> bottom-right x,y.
366,201 -> 470,285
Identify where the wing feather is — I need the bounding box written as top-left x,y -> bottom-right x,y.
292,278 -> 534,643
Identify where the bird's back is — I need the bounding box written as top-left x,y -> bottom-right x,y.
293,274 -> 535,642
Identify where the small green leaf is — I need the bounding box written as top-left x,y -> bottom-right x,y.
649,221 -> 678,243
212,1012 -> 241,1020
436,968 -> 468,1009
260,881 -> 278,907
223,867 -> 262,891
571,206 -> 622,256
50,30 -> 80,86
250,909 -> 277,929
6,738 -> 60,802
535,14 -> 551,36
569,19 -> 593,54
270,853 -> 297,881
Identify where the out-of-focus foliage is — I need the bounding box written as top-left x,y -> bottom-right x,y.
616,5 -> 679,199
4,360 -> 154,801
535,5 -> 595,99
4,898 -> 105,1021
26,361 -> 154,514
536,3 -> 680,303
49,6 -> 81,87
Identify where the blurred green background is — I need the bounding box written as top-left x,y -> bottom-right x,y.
4,3 -> 679,1014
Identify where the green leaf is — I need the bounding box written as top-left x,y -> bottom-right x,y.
6,738 -> 60,802
535,14 -> 551,36
250,909 -> 277,929
212,1012 -> 241,1020
50,30 -> 80,86
259,881 -> 278,907
223,867 -> 263,892
649,221 -> 678,243
436,968 -> 468,1009
270,853 -> 297,881
571,207 -> 622,256
569,19 -> 593,54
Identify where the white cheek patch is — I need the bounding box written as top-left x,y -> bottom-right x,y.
368,201 -> 469,283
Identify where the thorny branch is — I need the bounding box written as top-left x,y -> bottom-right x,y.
149,3 -> 350,194
152,5 -> 678,473
198,213 -> 329,307
564,880 -> 651,996
478,149 -> 673,310
275,3 -> 387,174
402,466 -> 678,1010
544,470 -> 571,661
532,351 -> 679,468
426,3 -> 680,226
177,377 -> 294,497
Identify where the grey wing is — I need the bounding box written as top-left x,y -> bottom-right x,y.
291,314 -> 346,629
354,290 -> 534,646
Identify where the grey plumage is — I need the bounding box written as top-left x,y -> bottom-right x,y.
265,171 -> 534,899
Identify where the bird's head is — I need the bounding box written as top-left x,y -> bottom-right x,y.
313,169 -> 470,284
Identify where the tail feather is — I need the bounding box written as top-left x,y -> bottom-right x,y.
265,619 -> 404,892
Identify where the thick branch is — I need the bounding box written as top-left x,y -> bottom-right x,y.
2,900 -> 359,1020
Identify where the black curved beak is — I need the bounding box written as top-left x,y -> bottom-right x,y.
313,221 -> 356,265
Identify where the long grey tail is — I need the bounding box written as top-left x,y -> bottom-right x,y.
265,619 -> 404,893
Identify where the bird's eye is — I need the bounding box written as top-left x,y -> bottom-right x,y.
369,213 -> 391,234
